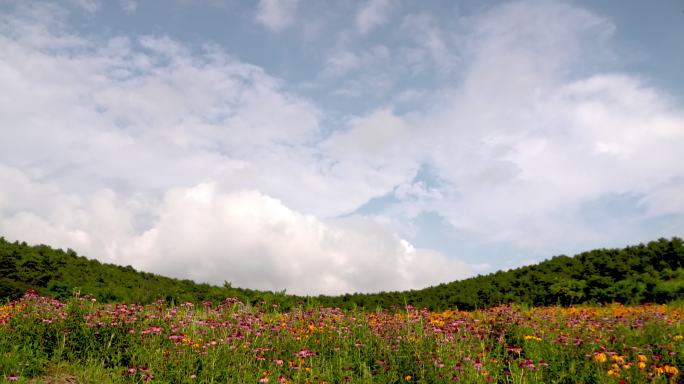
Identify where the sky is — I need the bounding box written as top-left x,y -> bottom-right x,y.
0,0 -> 683,295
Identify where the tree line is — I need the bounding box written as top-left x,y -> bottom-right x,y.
1,236 -> 683,310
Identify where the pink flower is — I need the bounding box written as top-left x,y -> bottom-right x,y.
7,373 -> 18,381
473,359 -> 482,371
295,349 -> 315,358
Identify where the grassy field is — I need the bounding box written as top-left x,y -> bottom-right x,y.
1,291 -> 683,383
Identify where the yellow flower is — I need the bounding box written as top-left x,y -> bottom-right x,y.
607,369 -> 620,377
637,361 -> 646,370
524,335 -> 542,341
674,335 -> 683,341
593,353 -> 607,363
404,375 -> 412,381
637,354 -> 648,362
610,355 -> 623,363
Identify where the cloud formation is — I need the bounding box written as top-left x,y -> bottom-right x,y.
0,1 -> 466,294
69,0 -> 100,13
119,0 -> 137,13
0,167 -> 470,295
255,0 -> 299,32
0,0 -> 682,294
356,0 -> 397,34
410,1 -> 684,253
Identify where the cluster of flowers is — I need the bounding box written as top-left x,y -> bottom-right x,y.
1,291 -> 682,383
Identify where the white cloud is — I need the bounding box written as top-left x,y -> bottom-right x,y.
1,0 -> 683,294
0,169 -> 471,295
395,181 -> 442,201
0,2 -> 472,293
120,0 -> 138,13
0,26 -> 323,200
322,45 -> 390,77
356,0 -> 397,34
320,109 -> 422,205
401,13 -> 457,72
323,50 -> 361,77
128,183 -> 470,294
409,1 -> 684,252
255,0 -> 299,32
70,0 -> 100,13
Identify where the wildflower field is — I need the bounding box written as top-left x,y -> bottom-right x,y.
1,291 -> 683,383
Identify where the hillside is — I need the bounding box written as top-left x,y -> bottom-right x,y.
0,238 -> 297,308
1,236 -> 683,309
315,237 -> 684,310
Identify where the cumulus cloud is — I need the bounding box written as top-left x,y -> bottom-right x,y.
0,168 -> 470,295
127,183 -> 470,294
255,0 -> 299,32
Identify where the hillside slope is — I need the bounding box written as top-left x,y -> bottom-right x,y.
314,237 -> 684,310
2,236 -> 683,309
0,238 -> 295,307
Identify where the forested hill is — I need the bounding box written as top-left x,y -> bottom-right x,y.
315,237 -> 684,310
1,236 -> 683,310
0,238 -> 296,307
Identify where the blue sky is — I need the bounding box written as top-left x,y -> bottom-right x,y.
0,0 -> 683,294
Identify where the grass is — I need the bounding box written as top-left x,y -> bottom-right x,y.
1,291 -> 683,383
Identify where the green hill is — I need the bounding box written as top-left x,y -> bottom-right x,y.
0,238 -> 297,308
315,237 -> 684,310
1,236 -> 683,309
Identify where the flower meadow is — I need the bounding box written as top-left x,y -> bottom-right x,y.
1,291 -> 683,383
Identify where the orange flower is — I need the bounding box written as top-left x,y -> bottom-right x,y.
664,365 -> 679,376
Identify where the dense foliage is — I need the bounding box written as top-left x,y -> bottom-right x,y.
2,292 -> 683,383
0,238 -> 298,309
316,237 -> 684,310
1,237 -> 683,310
